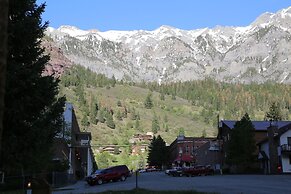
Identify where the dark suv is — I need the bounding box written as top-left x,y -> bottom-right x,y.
86,165 -> 130,186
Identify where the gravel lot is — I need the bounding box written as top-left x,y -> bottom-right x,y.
53,172 -> 291,194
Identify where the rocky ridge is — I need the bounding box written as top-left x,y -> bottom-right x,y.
45,7 -> 291,84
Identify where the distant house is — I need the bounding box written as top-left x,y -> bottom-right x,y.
131,144 -> 148,156
102,146 -> 115,154
53,103 -> 96,182
258,121 -> 291,174
168,135 -> 216,167
129,133 -> 153,144
101,145 -> 121,155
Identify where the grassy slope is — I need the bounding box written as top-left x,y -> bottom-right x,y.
62,84 -> 217,145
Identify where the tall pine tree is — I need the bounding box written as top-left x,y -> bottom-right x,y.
226,113 -> 256,172
144,93 -> 153,109
152,114 -> 160,134
0,0 -> 8,159
264,102 -> 283,121
147,135 -> 168,168
1,0 -> 65,174
105,112 -> 115,129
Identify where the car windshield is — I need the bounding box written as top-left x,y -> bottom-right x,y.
93,169 -> 103,175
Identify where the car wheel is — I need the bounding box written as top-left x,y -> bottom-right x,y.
120,175 -> 126,181
88,181 -> 95,186
97,179 -> 103,185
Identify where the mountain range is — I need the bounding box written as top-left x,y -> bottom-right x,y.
44,6 -> 291,84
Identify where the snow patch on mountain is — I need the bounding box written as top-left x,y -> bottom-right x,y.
45,6 -> 291,84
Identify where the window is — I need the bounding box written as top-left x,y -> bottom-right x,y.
179,147 -> 183,154
227,134 -> 231,141
289,155 -> 291,165
186,145 -> 189,153
288,137 -> 291,145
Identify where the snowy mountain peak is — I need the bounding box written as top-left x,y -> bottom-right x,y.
157,25 -> 177,31
45,6 -> 291,84
46,26 -> 55,33
88,29 -> 100,33
58,25 -> 89,37
279,6 -> 291,14
251,12 -> 274,27
279,6 -> 291,18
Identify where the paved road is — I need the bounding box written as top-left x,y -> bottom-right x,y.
53,172 -> 291,194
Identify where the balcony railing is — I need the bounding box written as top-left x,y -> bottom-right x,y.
281,144 -> 291,153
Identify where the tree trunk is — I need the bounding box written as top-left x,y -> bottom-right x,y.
0,0 -> 9,165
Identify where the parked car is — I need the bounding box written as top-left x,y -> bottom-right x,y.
85,169 -> 103,182
138,169 -> 147,173
166,167 -> 183,177
145,166 -> 161,172
86,165 -> 130,186
183,165 -> 214,177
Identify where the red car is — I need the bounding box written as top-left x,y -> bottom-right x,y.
86,165 -> 130,186
183,165 -> 214,177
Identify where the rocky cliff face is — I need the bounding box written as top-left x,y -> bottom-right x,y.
42,37 -> 73,77
45,7 -> 291,83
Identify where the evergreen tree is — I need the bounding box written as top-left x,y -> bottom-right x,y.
178,127 -> 185,136
160,92 -> 165,101
136,112 -> 140,120
152,114 -> 160,134
111,75 -> 116,87
147,135 -> 168,168
117,100 -> 122,107
144,93 -> 153,109
1,0 -> 65,174
98,108 -> 106,123
135,119 -> 140,131
0,0 -> 8,157
130,107 -> 137,120
171,93 -> 176,100
163,114 -> 168,123
90,102 -> 99,125
81,115 -> 90,127
106,112 -> 115,129
226,113 -> 256,172
264,102 -> 283,121
115,109 -> 123,121
122,107 -> 127,118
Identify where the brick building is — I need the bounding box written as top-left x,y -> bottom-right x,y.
168,135 -> 216,167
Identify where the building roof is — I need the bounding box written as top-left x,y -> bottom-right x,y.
221,120 -> 291,131
169,136 -> 215,148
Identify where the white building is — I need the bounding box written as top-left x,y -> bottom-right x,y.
258,122 -> 291,174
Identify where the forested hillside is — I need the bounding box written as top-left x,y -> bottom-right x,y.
58,65 -> 291,169
140,79 -> 291,125
59,65 -> 216,146
59,65 -> 291,146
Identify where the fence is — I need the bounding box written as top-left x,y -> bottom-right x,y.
0,171 -> 74,193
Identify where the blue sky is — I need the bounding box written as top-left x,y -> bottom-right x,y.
38,0 -> 291,31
